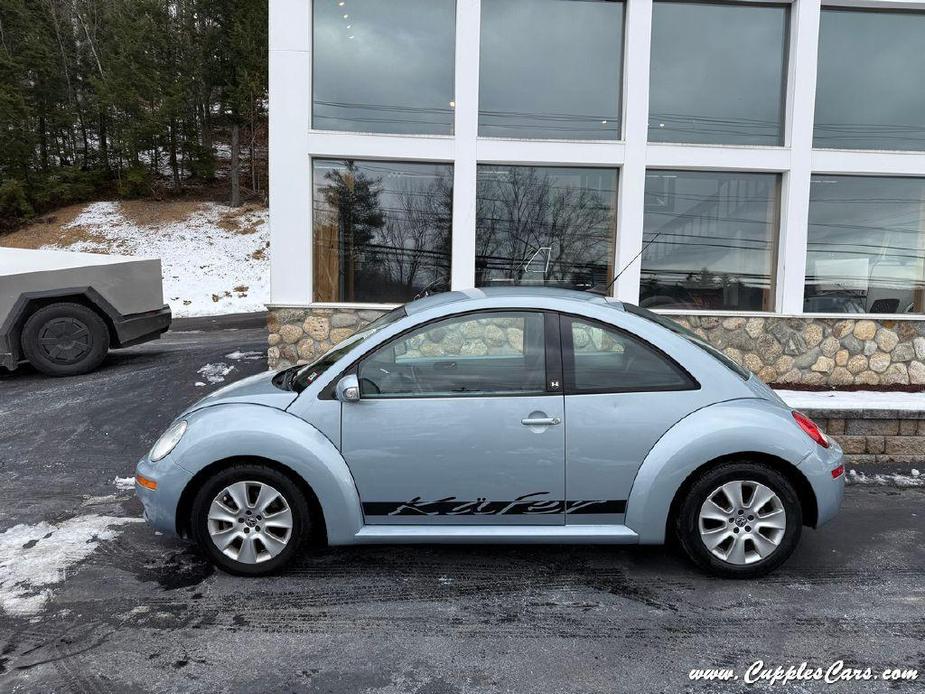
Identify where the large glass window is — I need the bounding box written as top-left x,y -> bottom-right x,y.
312,159 -> 453,303
312,0 -> 456,135
640,170 -> 780,311
814,9 -> 925,151
359,311 -> 547,397
478,0 -> 624,140
475,166 -> 618,290
648,1 -> 789,146
804,176 -> 925,314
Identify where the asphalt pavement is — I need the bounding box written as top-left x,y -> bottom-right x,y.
0,313 -> 923,693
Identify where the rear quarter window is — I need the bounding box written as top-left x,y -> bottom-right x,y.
623,304 -> 750,380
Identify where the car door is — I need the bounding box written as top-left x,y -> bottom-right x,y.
560,314 -> 702,525
341,310 -> 566,525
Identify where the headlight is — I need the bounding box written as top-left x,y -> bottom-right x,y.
149,420 -> 188,461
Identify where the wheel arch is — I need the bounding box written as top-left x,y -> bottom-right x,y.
624,399 -> 818,544
164,404 -> 365,546
663,452 -> 818,544
3,288 -> 119,364
175,455 -> 328,544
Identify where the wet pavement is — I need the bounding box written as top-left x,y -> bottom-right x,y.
0,314 -> 922,693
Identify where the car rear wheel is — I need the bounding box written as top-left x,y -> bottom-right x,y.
21,302 -> 110,376
675,462 -> 802,579
191,464 -> 311,576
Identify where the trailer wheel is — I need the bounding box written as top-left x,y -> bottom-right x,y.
21,302 -> 110,376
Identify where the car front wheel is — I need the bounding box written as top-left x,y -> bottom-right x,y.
676,462 -> 802,579
191,464 -> 311,576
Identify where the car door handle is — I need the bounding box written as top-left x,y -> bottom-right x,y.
521,416 -> 561,426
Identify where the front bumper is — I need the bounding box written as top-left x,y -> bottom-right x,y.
798,440 -> 845,528
114,304 -> 172,348
135,454 -> 193,537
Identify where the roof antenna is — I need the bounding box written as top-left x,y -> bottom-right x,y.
588,232 -> 661,297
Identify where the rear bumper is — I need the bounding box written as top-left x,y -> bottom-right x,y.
114,304 -> 172,347
798,441 -> 845,528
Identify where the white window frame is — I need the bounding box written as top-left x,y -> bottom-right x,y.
268,0 -> 925,319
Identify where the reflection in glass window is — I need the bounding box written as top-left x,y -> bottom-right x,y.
805,176 -> 925,314
564,317 -> 693,392
475,166 -> 618,291
814,9 -> 925,151
479,0 -> 624,140
312,159 -> 453,303
359,312 -> 547,397
648,1 -> 789,146
640,171 -> 780,311
312,0 -> 455,135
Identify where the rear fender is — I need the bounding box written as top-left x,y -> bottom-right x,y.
624,399 -> 814,544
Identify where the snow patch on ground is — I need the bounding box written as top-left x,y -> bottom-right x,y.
113,476 -> 135,491
196,362 -> 234,385
225,350 -> 263,361
46,200 -> 268,318
0,514 -> 142,616
776,389 -> 925,411
847,469 -> 923,488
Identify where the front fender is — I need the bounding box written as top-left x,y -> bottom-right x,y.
624,398 -> 814,544
161,404 -> 363,545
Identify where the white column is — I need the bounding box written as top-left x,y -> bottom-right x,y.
450,0 -> 481,291
269,0 -> 313,305
777,0 -> 821,314
613,0 -> 653,304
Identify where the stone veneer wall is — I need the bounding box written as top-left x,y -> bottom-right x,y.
805,409 -> 925,466
266,307 -> 388,369
267,308 -> 925,387
670,316 -> 925,387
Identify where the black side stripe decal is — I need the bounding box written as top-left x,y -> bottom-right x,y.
362,494 -> 626,517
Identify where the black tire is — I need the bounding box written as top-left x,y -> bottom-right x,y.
675,462 -> 802,579
20,302 -> 110,376
191,463 -> 311,577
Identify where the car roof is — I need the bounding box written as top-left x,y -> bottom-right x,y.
404,287 -> 625,315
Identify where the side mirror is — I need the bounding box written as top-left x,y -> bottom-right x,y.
335,374 -> 360,402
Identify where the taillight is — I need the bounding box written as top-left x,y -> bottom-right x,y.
831,465 -> 845,479
792,410 -> 830,448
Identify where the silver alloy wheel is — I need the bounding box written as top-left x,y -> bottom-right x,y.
697,480 -> 787,566
207,480 -> 293,564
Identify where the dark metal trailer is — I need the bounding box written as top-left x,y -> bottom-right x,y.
0,248 -> 171,376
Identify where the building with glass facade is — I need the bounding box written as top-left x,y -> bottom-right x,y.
267,0 -> 925,387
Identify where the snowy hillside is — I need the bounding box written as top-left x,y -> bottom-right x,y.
37,201 -> 269,317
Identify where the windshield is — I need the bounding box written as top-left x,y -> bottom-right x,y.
288,306 -> 407,392
624,304 -> 750,380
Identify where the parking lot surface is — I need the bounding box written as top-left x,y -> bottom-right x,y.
0,315 -> 922,693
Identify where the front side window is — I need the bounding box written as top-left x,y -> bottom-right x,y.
563,316 -> 695,393
648,1 -> 789,146
358,311 -> 547,397
475,165 -> 618,291
312,159 -> 453,303
479,0 -> 624,140
312,0 -> 456,135
804,176 -> 925,314
814,9 -> 925,151
640,170 -> 780,312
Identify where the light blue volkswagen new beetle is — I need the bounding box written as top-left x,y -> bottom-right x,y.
136,288 -> 844,578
